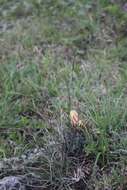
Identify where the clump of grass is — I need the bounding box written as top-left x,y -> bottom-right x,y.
1,0 -> 127,189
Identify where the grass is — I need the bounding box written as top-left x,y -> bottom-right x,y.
0,0 -> 127,189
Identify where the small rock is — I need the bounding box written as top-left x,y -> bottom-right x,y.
0,176 -> 25,190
